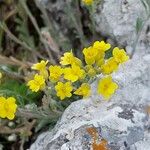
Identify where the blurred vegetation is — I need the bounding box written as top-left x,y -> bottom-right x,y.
132,0 -> 150,57
0,0 -> 102,62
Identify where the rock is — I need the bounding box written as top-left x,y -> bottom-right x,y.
94,0 -> 149,47
30,45 -> 150,150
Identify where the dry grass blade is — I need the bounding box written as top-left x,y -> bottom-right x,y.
0,120 -> 36,135
0,54 -> 32,68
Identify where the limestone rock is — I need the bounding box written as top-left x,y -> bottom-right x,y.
94,0 -> 149,46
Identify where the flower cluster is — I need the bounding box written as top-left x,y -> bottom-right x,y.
0,97 -> 17,120
27,40 -> 129,100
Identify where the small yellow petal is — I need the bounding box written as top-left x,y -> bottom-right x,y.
82,0 -> 93,5
74,83 -> 91,98
0,97 -> 17,120
63,65 -> 85,82
32,60 -> 48,71
113,47 -> 129,64
101,58 -> 118,75
60,52 -> 81,66
55,82 -> 73,100
49,65 -> 63,82
27,74 -> 45,92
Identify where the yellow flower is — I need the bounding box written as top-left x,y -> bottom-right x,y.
74,83 -> 91,98
0,97 -> 17,120
97,76 -> 118,99
55,82 -> 73,100
60,52 -> 82,66
101,58 -> 118,75
93,41 -> 111,65
49,65 -> 63,82
82,0 -> 93,5
83,41 -> 111,66
31,60 -> 49,79
27,74 -> 45,92
64,64 -> 85,82
83,47 -> 98,65
32,60 -> 48,71
113,47 -> 129,64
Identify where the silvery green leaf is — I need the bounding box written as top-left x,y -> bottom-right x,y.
146,0 -> 150,9
136,17 -> 143,34
141,0 -> 150,14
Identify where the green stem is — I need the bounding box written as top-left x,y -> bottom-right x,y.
131,14 -> 150,58
88,4 -> 96,40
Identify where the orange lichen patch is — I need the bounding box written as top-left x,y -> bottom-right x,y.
145,106 -> 150,114
92,139 -> 108,150
87,127 -> 98,142
87,127 -> 108,150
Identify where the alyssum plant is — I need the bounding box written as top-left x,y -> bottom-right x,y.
0,40 -> 129,121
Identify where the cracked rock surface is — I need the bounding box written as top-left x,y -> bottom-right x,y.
94,0 -> 149,46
